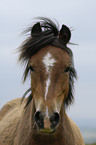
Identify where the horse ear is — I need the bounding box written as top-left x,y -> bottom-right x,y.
59,25 -> 71,45
31,22 -> 42,36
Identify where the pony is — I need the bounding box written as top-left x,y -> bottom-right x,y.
0,18 -> 85,145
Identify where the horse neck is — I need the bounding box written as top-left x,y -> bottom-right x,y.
14,100 -> 35,145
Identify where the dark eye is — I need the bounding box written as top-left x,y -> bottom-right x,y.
28,65 -> 34,72
64,67 -> 70,73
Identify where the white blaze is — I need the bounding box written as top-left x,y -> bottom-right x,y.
45,77 -> 51,101
42,52 -> 56,101
42,53 -> 56,73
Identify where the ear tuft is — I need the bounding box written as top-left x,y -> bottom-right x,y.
59,25 -> 71,45
31,22 -> 42,36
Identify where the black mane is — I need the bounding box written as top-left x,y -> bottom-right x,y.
19,17 -> 77,108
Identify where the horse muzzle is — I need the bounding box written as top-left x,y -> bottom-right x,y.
34,111 -> 60,133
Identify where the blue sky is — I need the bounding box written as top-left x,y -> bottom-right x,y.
0,0 -> 96,127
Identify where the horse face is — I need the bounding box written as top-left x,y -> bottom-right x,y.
29,46 -> 71,133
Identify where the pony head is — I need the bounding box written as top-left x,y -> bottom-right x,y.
19,18 -> 77,133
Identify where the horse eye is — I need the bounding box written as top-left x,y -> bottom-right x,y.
64,67 -> 70,73
29,66 -> 34,72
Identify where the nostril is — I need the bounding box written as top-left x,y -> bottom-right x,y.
50,112 -> 60,128
34,111 -> 44,128
34,111 -> 41,122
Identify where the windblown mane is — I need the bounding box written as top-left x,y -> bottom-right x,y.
19,17 -> 77,108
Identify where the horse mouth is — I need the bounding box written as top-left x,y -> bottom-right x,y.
39,128 -> 55,134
